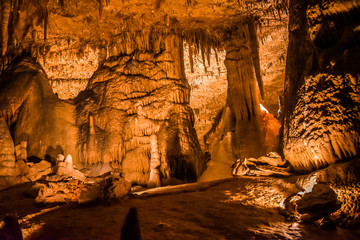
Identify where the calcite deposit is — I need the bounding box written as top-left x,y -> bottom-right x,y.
0,0 -> 359,238
76,33 -> 205,185
0,56 -> 79,165
282,0 -> 360,171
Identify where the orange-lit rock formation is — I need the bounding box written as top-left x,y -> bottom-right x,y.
75,33 -> 205,185
282,0 -> 360,171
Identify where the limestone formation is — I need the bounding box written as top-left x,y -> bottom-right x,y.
231,155 -> 291,177
148,134 -> 161,188
55,154 -> 85,181
283,74 -> 360,171
76,33 -> 205,185
0,55 -> 79,166
282,0 -> 360,171
15,141 -> 27,161
32,175 -> 131,204
256,152 -> 286,167
295,183 -> 340,223
204,21 -> 267,174
24,160 -> 52,182
0,118 -> 16,177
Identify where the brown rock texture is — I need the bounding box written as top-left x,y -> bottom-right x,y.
76,33 -> 205,185
317,161 -> 360,227
283,74 -> 360,171
0,55 -> 79,165
0,118 -> 16,176
282,0 -> 360,171
205,21 -> 265,163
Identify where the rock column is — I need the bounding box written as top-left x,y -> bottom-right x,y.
205,21 -> 265,164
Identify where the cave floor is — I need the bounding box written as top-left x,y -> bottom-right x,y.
1,177 -> 359,240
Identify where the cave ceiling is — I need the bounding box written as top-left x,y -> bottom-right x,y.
8,0 -> 287,50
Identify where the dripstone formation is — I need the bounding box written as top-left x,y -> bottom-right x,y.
282,0 -> 360,171
76,33 -> 205,185
0,56 -> 78,165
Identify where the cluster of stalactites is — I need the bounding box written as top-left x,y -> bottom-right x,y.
183,29 -> 223,74
0,0 -> 48,72
106,30 -> 175,57
242,0 -> 288,22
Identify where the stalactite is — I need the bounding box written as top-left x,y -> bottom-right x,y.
97,0 -> 103,17
1,0 -> 11,55
206,45 -> 211,66
248,18 -> 264,98
188,43 -> 194,73
87,114 -> 97,165
58,0 -> 65,8
201,42 -> 207,73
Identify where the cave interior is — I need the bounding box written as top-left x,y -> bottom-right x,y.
0,0 -> 359,239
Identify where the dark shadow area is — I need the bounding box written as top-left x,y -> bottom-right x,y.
45,145 -> 63,166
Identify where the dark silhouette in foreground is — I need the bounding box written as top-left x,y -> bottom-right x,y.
0,215 -> 23,240
121,207 -> 141,240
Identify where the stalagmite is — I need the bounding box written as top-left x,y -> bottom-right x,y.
148,134 -> 161,187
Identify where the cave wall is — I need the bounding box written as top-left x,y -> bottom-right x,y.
282,0 -> 360,171
76,33 -> 205,185
0,0 -> 289,183
0,56 -> 79,165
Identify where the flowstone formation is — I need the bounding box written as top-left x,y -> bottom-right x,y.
282,0 -> 360,171
76,33 -> 205,185
0,55 -> 79,165
0,117 -> 16,177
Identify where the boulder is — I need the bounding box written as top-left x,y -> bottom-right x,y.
103,175 -> 131,201
255,152 -> 286,167
30,175 -> 130,204
232,154 -> 291,177
34,180 -> 85,204
15,141 -> 27,161
285,183 -> 341,223
26,160 -> 52,181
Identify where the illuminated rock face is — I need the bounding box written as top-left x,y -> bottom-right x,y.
0,118 -> 16,176
0,56 -> 79,165
283,74 -> 360,171
205,22 -> 265,164
282,0 -> 360,171
76,34 -> 205,185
